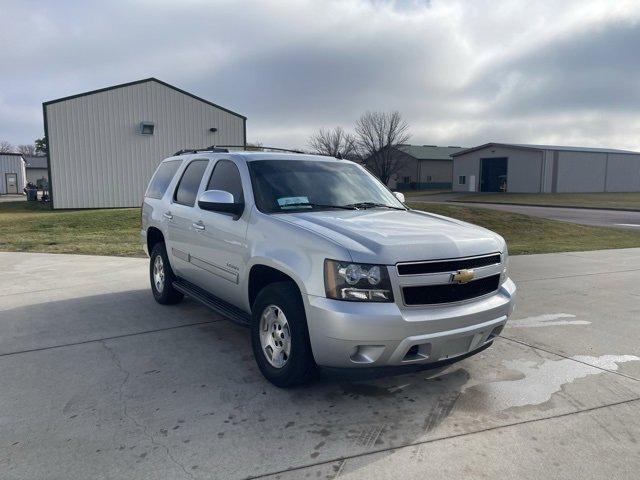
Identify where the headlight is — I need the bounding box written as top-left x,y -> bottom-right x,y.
324,259 -> 394,302
501,246 -> 509,283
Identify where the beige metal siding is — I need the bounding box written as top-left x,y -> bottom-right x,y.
0,154 -> 26,194
452,154 -> 479,192
452,146 -> 542,193
418,160 -> 453,184
556,151 -> 606,192
46,81 -> 244,209
26,168 -> 49,185
506,149 -> 543,193
605,154 -> 640,192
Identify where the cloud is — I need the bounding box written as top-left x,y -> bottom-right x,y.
1,0 -> 639,151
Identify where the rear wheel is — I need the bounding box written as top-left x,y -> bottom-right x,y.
150,242 -> 183,305
251,282 -> 316,387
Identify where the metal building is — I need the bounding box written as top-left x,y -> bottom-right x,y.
0,153 -> 26,195
24,155 -> 49,187
385,145 -> 465,190
43,78 -> 246,209
452,143 -> 640,193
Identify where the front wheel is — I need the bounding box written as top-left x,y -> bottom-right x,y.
251,282 -> 316,387
150,242 -> 184,305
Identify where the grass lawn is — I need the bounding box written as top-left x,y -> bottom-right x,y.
403,189 -> 452,197
458,192 -> 640,210
409,202 -> 640,255
1,200 -> 639,258
0,201 -> 143,257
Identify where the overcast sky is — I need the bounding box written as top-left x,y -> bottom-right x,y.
1,0 -> 639,150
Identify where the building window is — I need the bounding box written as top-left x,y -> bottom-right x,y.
459,175 -> 466,185
139,122 -> 155,135
403,176 -> 411,184
425,175 -> 432,182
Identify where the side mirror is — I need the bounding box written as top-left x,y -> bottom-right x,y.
198,190 -> 244,217
393,191 -> 405,203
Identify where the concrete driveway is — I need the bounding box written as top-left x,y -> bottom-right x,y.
1,250 -> 639,479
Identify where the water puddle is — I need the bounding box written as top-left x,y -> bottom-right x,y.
461,354 -> 639,411
509,313 -> 590,328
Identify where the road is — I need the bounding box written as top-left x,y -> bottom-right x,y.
409,193 -> 640,230
454,202 -> 640,229
1,250 -> 640,479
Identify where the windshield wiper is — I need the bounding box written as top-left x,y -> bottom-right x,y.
279,202 -> 358,210
344,202 -> 405,210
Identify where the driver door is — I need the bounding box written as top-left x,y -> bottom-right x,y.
188,159 -> 250,304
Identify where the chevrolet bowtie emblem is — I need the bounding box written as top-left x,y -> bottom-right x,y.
452,269 -> 475,284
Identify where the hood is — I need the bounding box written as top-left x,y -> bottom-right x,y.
274,208 -> 505,264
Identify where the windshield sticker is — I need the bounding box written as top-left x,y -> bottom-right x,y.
277,196 -> 310,209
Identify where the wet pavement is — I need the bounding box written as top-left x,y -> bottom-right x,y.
0,250 -> 639,479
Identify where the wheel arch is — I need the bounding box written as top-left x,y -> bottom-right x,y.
147,226 -> 165,254
248,263 -> 304,310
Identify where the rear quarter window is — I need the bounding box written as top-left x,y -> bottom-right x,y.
146,160 -> 182,199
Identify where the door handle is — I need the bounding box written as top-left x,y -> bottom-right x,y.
163,211 -> 173,220
192,221 -> 205,231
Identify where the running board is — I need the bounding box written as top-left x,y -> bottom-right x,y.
172,279 -> 251,327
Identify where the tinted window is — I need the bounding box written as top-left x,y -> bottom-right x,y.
146,160 -> 181,199
207,160 -> 244,203
174,160 -> 208,206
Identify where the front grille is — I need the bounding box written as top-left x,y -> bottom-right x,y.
397,254 -> 501,276
403,274 -> 501,306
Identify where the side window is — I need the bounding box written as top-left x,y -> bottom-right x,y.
174,160 -> 208,206
459,175 -> 466,185
207,160 -> 244,203
146,160 -> 181,199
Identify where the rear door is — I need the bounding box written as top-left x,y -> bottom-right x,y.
165,159 -> 210,282
188,159 -> 250,304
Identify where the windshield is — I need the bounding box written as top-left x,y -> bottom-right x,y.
248,160 -> 406,213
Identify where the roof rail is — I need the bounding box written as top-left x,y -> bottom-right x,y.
173,146 -> 229,156
173,145 -> 306,156
214,145 -> 305,154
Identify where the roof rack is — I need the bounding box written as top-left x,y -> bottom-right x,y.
214,145 -> 305,154
173,146 -> 229,156
173,145 -> 305,156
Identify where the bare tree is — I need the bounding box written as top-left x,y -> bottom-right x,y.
0,141 -> 15,153
308,126 -> 358,158
354,111 -> 410,185
17,144 -> 37,156
245,141 -> 263,151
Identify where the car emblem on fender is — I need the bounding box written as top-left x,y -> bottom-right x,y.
452,269 -> 475,284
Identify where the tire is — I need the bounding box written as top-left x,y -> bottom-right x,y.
149,242 -> 184,305
251,281 -> 316,387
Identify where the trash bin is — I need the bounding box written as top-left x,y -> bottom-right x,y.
26,187 -> 38,201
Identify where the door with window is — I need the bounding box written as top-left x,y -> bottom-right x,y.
5,173 -> 18,194
165,159 -> 209,282
188,159 -> 249,304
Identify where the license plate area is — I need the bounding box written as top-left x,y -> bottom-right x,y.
439,335 -> 472,360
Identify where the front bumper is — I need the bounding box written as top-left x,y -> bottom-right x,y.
304,278 -> 516,368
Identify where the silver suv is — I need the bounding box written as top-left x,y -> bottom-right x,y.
141,149 -> 516,387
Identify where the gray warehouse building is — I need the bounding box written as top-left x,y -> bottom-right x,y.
386,144 -> 464,190
452,143 -> 640,193
24,155 -> 49,187
43,78 -> 246,209
0,153 -> 26,195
